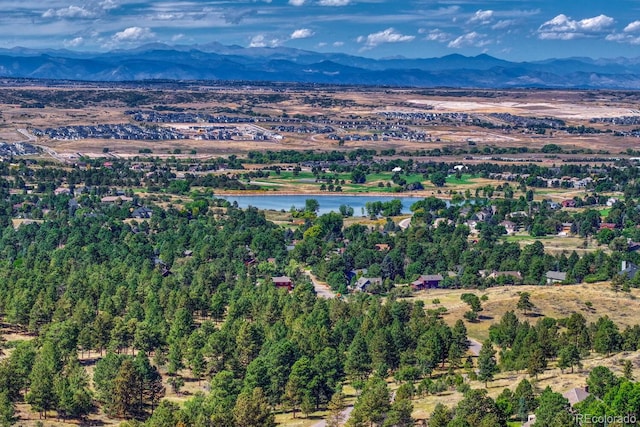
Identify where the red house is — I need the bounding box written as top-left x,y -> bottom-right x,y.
411,274 -> 444,290
561,200 -> 577,208
272,276 -> 293,291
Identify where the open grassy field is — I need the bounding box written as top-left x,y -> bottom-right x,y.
408,282 -> 640,342
503,234 -> 603,254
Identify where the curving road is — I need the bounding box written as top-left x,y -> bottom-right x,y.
468,338 -> 482,356
17,128 -> 67,163
304,270 -> 337,299
312,406 -> 354,427
398,217 -> 412,230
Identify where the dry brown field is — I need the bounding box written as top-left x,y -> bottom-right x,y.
1,84 -> 639,162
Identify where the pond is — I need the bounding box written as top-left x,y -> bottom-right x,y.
218,194 -> 435,215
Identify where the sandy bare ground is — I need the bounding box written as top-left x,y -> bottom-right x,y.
409,99 -> 636,119
2,85 -> 640,159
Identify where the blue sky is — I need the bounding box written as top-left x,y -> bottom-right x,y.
3,0 -> 640,60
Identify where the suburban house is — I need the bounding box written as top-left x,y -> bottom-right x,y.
620,261 -> 639,280
347,268 -> 368,282
599,222 -> 617,230
272,276 -> 293,291
54,187 -> 71,196
562,387 -> 590,407
101,195 -> 133,203
628,241 -> 640,252
561,199 -> 577,208
485,271 -> 523,282
351,277 -> 383,293
375,243 -> 390,251
499,220 -> 517,235
522,414 -> 536,427
411,274 -> 444,290
558,222 -> 574,236
132,207 -> 153,219
545,271 -> 567,284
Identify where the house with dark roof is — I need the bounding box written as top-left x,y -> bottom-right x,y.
621,261 -> 639,280
132,207 -> 153,219
411,274 -> 444,291
351,277 -> 383,293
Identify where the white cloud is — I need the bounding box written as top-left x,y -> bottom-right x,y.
492,20 -> 515,30
155,13 -> 185,21
624,21 -> 640,33
333,41 -> 344,47
291,28 -> 314,39
112,27 -> 155,43
538,14 -> 615,40
580,15 -> 615,31
43,6 -> 95,19
606,32 -> 640,45
357,28 -> 414,48
421,29 -> 451,43
99,0 -> 118,10
468,10 -> 493,24
249,34 -> 267,47
447,32 -> 490,48
249,34 -> 281,48
64,37 -> 84,47
289,0 -> 306,5
318,0 -> 350,6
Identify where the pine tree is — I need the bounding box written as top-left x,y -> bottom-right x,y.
113,359 -> 142,417
514,379 -> 537,419
326,389 -> 346,427
428,403 -> 452,427
0,391 -> 15,427
527,347 -> 547,379
477,340 -> 498,387
233,387 -> 275,427
558,344 -> 581,373
624,359 -> 634,380
348,376 -> 391,427
516,292 -> 535,315
383,397 -> 414,427
134,352 -> 165,410
345,333 -> 371,382
26,342 -> 60,419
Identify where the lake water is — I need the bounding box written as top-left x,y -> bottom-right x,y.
218,194 -> 430,215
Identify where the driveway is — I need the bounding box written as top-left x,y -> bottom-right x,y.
304,270 -> 337,299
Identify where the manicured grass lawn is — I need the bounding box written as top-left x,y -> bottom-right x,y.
504,234 -> 553,242
446,173 -> 476,185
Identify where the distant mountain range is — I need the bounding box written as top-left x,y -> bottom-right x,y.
1,43 -> 640,88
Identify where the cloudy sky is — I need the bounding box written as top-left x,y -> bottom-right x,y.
4,0 -> 640,60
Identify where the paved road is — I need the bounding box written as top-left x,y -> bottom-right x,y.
468,338 -> 482,356
17,128 -> 68,163
398,217 -> 412,229
304,270 -> 337,299
312,405 -> 354,427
